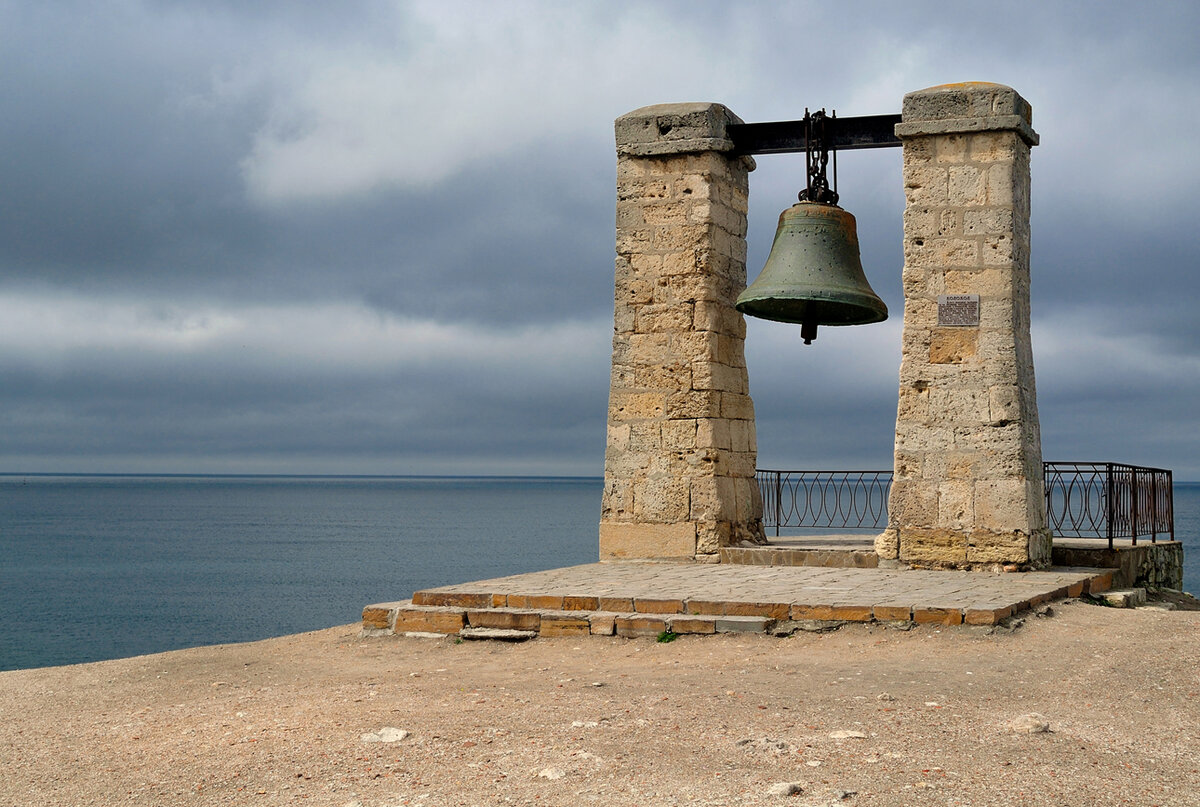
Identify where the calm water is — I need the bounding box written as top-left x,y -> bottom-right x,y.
0,475 -> 601,671
1,476 -> 1196,672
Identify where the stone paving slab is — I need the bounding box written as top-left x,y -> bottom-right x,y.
363,561 -> 1114,638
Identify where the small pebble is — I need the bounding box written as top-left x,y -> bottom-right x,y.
1009,713 -> 1050,733
767,781 -> 803,796
361,727 -> 409,743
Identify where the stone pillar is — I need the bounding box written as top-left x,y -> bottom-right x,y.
600,103 -> 766,562
878,83 -> 1052,568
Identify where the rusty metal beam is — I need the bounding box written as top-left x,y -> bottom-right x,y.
728,114 -> 902,155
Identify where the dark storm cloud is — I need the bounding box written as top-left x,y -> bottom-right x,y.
0,0 -> 1197,476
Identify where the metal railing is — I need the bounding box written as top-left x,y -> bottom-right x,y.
756,470 -> 892,536
1043,462 -> 1174,548
758,463 -> 1174,547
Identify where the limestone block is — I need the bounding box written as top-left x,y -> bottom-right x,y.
986,163 -> 1016,206
968,131 -> 1021,162
902,164 -> 949,205
929,386 -> 989,424
888,480 -> 939,528
716,335 -> 748,368
981,234 -> 1015,266
896,386 -> 929,420
634,362 -> 692,392
602,455 -> 648,487
720,392 -> 755,420
690,476 -> 737,522
599,521 -> 696,560
733,476 -> 764,521
652,223 -> 714,252
539,613 -> 591,637
666,390 -> 722,419
636,302 -> 694,333
893,451 -> 923,479
613,303 -> 635,334
695,521 -> 731,554
964,530 -> 1032,564
723,450 -> 757,478
899,528 -> 969,565
633,475 -> 690,522
361,603 -> 400,631
963,207 -> 1014,236
944,268 -> 1012,297
934,134 -> 968,164
393,607 -> 466,635
660,249 -> 702,277
614,102 -> 742,158
988,385 -> 1021,424
608,391 -> 666,421
874,529 -> 900,559
692,361 -> 748,393
728,419 -> 755,452
948,165 -> 987,206
696,418 -> 732,450
900,83 -> 1033,131
929,329 -> 977,364
627,333 -> 671,365
600,478 -> 632,520
661,418 -> 697,450
642,204 -> 687,227
938,481 -> 975,530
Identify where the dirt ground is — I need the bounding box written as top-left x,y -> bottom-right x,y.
3,599 -> 1199,807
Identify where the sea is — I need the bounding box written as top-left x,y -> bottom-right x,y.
1,475 -> 1197,672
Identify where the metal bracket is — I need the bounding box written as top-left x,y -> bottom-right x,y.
727,113 -> 902,155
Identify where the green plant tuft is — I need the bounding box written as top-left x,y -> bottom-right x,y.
656,630 -> 678,643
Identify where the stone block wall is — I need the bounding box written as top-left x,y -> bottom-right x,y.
879,83 -> 1052,568
600,103 -> 766,561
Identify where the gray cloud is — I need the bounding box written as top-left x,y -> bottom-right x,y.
0,0 -> 1197,478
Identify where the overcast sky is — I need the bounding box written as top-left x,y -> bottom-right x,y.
1,1 -> 1197,478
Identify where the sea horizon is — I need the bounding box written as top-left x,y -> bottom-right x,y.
3,475 -> 1196,672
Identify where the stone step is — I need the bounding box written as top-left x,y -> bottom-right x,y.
1097,588 -> 1147,608
361,601 -> 776,639
720,545 -> 881,569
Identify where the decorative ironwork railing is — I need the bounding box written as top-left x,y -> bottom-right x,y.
758,463 -> 1174,547
756,470 -> 892,536
1043,462 -> 1174,548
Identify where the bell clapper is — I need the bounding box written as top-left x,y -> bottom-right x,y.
801,318 -> 817,345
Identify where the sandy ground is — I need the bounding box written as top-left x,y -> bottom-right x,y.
2,599 -> 1199,807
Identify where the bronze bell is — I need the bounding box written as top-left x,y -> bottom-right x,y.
736,200 -> 887,344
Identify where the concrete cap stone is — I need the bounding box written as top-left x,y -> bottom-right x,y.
615,102 -> 743,156
896,82 -> 1038,146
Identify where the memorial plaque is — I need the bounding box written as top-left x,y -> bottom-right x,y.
938,294 -> 980,327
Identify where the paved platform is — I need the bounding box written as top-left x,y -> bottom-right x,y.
721,534 -> 879,568
362,561 -> 1114,639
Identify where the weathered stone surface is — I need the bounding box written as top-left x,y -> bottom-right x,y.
539,612 -> 592,637
890,83 -> 1049,568
361,602 -> 403,631
668,615 -> 716,634
1099,588 -> 1147,608
599,522 -> 695,559
714,615 -> 773,633
459,627 -> 536,642
589,612 -> 618,635
602,102 -> 764,561
393,607 -> 466,635
615,614 -> 669,637
465,609 -> 540,631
